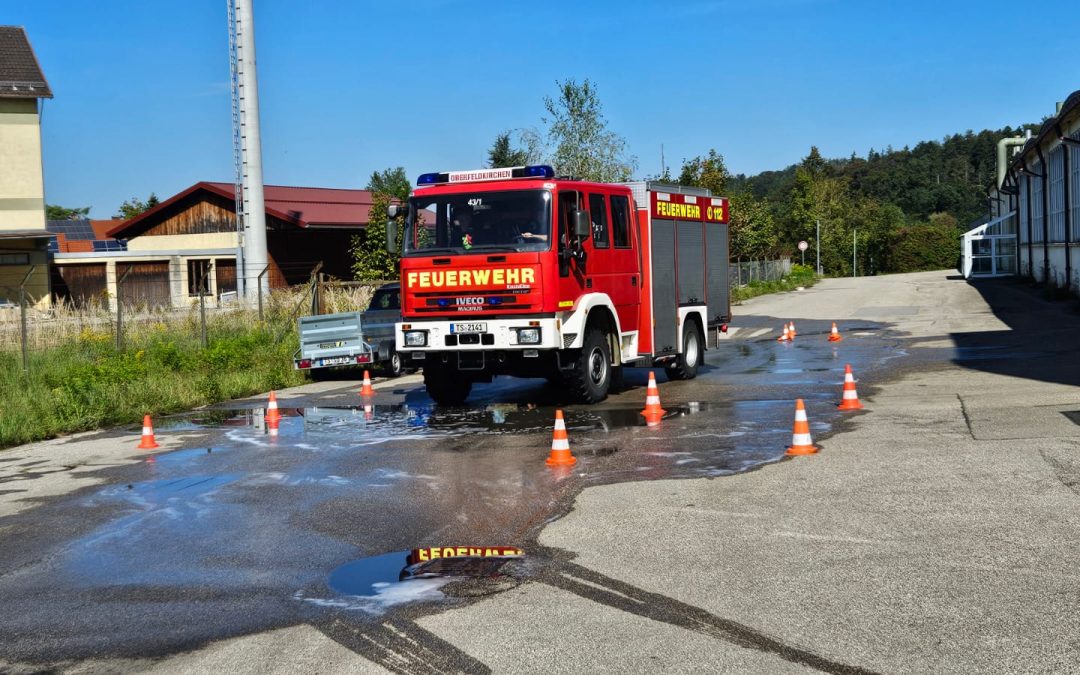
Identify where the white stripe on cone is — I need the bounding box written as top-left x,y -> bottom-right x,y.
843,389 -> 858,400
645,395 -> 660,404
551,438 -> 569,450
142,426 -> 153,436
792,432 -> 813,446
794,409 -> 808,422
554,418 -> 566,431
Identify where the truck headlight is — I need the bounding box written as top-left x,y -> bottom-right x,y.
404,330 -> 427,347
516,328 -> 541,345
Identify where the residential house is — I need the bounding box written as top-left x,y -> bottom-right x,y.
0,26 -> 53,308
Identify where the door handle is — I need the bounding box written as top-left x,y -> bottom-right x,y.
631,276 -> 637,286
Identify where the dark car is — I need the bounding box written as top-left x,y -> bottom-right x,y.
361,282 -> 407,377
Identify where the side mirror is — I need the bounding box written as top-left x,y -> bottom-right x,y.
385,220 -> 398,255
572,210 -> 590,238
387,204 -> 404,218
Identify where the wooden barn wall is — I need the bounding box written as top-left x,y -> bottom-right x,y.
142,192 -> 236,237
118,262 -> 171,308
52,264 -> 108,308
266,224 -> 358,287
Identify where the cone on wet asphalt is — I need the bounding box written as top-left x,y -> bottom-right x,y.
777,324 -> 790,342
828,322 -> 843,342
266,390 -> 281,424
360,370 -> 375,397
363,403 -> 374,422
788,321 -> 797,338
640,371 -> 667,426
837,364 -> 863,411
546,409 -> 577,466
267,416 -> 280,437
137,414 -> 159,450
785,399 -> 819,455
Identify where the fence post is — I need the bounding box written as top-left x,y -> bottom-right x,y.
257,265 -> 269,322
116,266 -> 132,351
199,262 -> 211,348
19,265 -> 36,375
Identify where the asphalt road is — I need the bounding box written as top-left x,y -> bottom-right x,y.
1,270 -> 1079,673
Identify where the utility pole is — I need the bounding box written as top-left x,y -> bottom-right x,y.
816,219 -> 822,275
229,0 -> 269,301
852,229 -> 857,278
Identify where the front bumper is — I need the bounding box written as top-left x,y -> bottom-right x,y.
395,317 -> 563,352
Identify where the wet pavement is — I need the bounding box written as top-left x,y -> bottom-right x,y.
0,317 -> 912,666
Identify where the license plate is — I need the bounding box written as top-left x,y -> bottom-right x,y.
451,322 -> 487,334
320,355 -> 353,367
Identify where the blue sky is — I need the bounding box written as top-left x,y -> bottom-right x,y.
8,0 -> 1078,218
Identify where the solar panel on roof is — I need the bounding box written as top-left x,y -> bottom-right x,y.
47,237 -> 58,252
47,219 -> 96,240
92,240 -> 127,252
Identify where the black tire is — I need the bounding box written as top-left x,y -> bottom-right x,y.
665,321 -> 702,380
383,351 -> 403,378
565,326 -> 612,403
424,363 -> 472,405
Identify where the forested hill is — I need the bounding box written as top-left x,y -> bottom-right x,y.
731,125 -> 1036,229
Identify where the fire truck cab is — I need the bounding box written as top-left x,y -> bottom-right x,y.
388,165 -> 730,406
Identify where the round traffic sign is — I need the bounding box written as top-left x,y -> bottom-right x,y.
798,240 -> 809,251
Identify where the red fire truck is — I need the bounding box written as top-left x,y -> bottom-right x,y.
387,165 -> 730,405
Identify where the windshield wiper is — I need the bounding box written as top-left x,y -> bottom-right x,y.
465,245 -> 520,253
406,247 -> 456,255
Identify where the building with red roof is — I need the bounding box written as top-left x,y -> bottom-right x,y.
53,181 -> 381,309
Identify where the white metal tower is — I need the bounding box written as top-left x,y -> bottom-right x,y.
227,0 -> 268,299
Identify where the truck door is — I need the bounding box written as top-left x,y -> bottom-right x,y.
585,191 -> 639,336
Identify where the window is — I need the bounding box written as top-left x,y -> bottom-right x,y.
188,259 -> 210,296
404,190 -> 552,254
370,287 -> 400,310
0,253 -> 30,266
610,194 -> 631,247
589,193 -> 609,248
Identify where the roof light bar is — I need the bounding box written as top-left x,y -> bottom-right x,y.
416,165 -> 555,186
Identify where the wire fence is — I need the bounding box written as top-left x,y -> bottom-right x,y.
729,257 -> 792,287
3,255 -> 795,373
0,262 -> 391,373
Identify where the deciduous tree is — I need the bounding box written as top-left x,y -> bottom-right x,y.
542,79 -> 636,182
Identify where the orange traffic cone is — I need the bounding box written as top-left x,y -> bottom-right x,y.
837,364 -> 863,410
785,399 -> 819,455
360,370 -> 374,397
363,403 -> 374,422
828,322 -> 843,342
137,414 -> 159,449
777,324 -> 790,342
640,371 -> 667,426
266,390 -> 281,424
546,409 -> 577,466
788,321 -> 797,338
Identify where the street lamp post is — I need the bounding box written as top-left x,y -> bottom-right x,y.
816,219 -> 821,275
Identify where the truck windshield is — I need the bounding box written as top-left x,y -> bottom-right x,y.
404,189 -> 552,255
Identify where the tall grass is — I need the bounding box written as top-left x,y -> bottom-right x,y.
0,282 -> 388,449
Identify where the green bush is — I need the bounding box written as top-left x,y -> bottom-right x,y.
885,222 -> 960,273
731,263 -> 817,303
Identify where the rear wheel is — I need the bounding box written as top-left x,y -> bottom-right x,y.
665,321 -> 702,380
565,327 -> 612,403
424,363 -> 472,405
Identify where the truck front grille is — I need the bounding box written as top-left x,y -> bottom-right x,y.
563,333 -> 577,348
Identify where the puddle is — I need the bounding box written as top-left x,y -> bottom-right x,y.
328,550 -> 412,595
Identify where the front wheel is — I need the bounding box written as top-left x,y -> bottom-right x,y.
424,363 -> 472,406
383,351 -> 404,378
665,322 -> 702,380
565,327 -> 612,403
